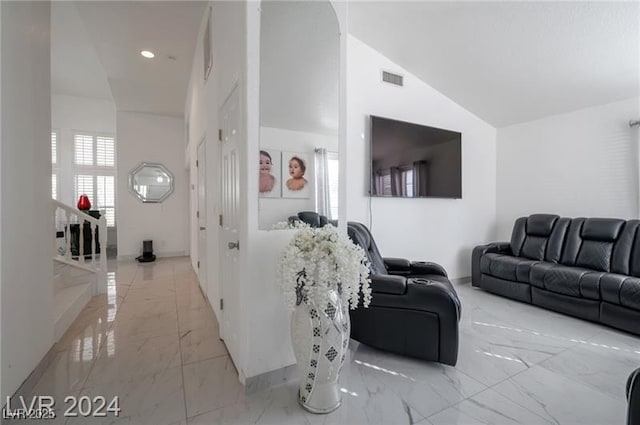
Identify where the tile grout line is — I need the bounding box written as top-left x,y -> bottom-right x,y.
174,262 -> 191,424
426,327 -> 612,424
63,262 -> 141,425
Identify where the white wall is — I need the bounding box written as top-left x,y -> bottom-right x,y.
259,126 -> 338,229
1,1 -> 53,401
116,112 -> 188,258
346,36 -> 497,279
0,0 -> 4,397
496,97 -> 640,239
185,0 -> 249,377
185,0 -> 344,381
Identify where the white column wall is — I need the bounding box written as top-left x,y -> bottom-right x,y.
184,0 -> 249,377
1,1 -> 53,401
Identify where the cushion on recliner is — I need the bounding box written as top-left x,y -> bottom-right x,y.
515,259 -> 540,283
543,266 -> 588,297
575,240 -> 614,272
574,219 -> 625,272
600,273 -> 640,309
527,214 -> 559,236
546,217 -> 570,263
621,280 -> 640,310
510,217 -> 527,257
581,218 -> 624,241
611,221 -> 640,276
347,222 -> 387,275
480,254 -> 519,281
521,236 -> 547,261
560,218 -> 586,266
482,255 -> 539,283
530,264 -> 601,300
630,226 -> 640,278
519,214 -> 559,261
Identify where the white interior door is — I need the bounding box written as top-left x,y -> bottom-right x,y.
219,84 -> 241,358
197,138 -> 207,294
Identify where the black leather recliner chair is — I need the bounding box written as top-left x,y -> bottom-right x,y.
628,367 -> 640,425
347,222 -> 461,366
288,211 -> 337,228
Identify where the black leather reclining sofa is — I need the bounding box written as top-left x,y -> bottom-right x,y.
472,214 -> 640,335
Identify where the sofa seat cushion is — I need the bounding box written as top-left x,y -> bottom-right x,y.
530,263 -> 603,300
600,274 -> 640,310
480,254 -> 539,283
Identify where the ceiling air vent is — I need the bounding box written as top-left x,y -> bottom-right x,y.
382,70 -> 403,87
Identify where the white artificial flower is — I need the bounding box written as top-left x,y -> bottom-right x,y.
277,222 -> 371,311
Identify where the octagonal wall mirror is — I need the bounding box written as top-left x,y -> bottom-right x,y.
129,162 -> 175,203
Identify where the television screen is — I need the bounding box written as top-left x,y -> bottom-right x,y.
370,116 -> 462,199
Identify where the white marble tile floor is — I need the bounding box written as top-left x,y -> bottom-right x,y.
7,257 -> 636,424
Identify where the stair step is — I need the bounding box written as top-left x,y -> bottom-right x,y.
54,283 -> 92,341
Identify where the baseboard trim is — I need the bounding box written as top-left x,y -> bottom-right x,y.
244,364 -> 297,393
117,251 -> 187,261
452,276 -> 472,285
2,344 -> 57,411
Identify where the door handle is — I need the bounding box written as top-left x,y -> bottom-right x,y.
228,241 -> 239,250
200,227 -> 206,231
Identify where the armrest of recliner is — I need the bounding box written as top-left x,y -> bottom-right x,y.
471,242 -> 511,287
383,257 -> 411,273
627,367 -> 640,425
410,262 -> 448,277
370,274 -> 407,295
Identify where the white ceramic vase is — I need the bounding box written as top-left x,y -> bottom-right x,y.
291,289 -> 350,414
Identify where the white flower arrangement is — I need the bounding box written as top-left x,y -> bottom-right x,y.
277,221 -> 372,311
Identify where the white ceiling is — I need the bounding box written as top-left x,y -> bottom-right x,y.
52,1 -> 207,118
51,2 -> 112,100
349,1 -> 640,127
51,1 -> 639,127
260,1 -> 340,135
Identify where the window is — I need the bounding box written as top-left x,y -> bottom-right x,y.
51,131 -> 57,165
403,169 -> 414,198
327,152 -> 339,220
51,131 -> 58,200
96,136 -> 115,166
74,134 -> 93,166
73,133 -> 116,226
52,173 -> 57,200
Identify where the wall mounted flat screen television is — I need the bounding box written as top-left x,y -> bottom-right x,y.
370,116 -> 462,199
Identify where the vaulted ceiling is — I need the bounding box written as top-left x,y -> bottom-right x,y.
349,1 -> 640,127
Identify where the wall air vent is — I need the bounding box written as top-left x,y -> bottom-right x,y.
382,70 -> 403,87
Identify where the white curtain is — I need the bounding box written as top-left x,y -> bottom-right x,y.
390,167 -> 403,196
413,160 -> 429,197
315,148 -> 331,217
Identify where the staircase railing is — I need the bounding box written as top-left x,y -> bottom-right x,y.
52,199 -> 108,294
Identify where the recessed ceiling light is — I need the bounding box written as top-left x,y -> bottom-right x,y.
141,50 -> 155,59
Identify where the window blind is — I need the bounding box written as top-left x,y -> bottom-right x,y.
327,152 -> 339,220
97,175 -> 115,226
72,133 -> 117,227
51,131 -> 57,165
96,136 -> 115,167
74,134 -> 94,166
52,173 -> 57,200
74,175 -> 94,204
